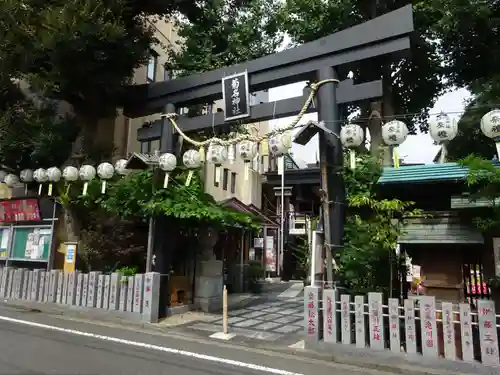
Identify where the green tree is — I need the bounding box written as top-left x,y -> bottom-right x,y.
168,0 -> 283,76
446,79 -> 500,161
337,154 -> 420,294
275,0 -> 444,152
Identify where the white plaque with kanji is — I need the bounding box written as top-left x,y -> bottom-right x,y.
368,292 -> 384,350
477,299 -> 499,366
420,296 -> 438,357
404,299 -> 417,354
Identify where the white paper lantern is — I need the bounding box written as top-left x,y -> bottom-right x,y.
33,168 -> 48,183
79,165 -> 96,181
340,124 -> 364,170
97,162 -> 114,179
114,159 -> 129,176
79,165 -> 96,196
269,132 -> 292,156
4,174 -> 19,187
481,109 -> 500,139
62,166 -> 79,182
429,113 -> 458,143
382,120 -> 409,145
158,153 -> 177,172
33,168 -> 47,195
46,167 -> 61,196
183,149 -> 202,169
47,167 -> 62,182
20,169 -> 34,183
0,171 -> 6,183
97,162 -> 114,194
237,141 -> 257,162
209,144 -> 228,165
340,124 -> 364,148
159,153 -> 177,189
183,149 -> 202,187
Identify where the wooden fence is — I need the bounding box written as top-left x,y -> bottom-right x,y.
304,286 -> 500,366
0,267 -> 161,322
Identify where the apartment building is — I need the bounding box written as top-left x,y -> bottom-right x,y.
111,19 -> 270,209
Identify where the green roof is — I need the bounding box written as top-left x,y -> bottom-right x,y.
378,163 -> 469,184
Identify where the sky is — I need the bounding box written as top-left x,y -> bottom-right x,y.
268,83 -> 471,166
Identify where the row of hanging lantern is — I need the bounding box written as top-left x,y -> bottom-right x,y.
0,159 -> 130,196
339,112 -> 461,169
158,132 -> 292,188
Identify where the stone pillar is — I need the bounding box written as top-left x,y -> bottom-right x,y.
133,274 -> 144,313
67,271 -> 78,305
96,274 -> 105,308
142,272 -> 160,323
87,271 -> 100,307
194,228 -> 223,312
0,266 -> 10,298
304,285 -> 321,346
31,269 -> 41,301
38,271 -> 46,302
109,272 -> 122,310
126,276 -> 134,312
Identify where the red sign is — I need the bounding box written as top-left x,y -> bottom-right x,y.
0,199 -> 41,222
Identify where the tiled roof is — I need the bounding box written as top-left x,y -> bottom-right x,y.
378,163 -> 469,184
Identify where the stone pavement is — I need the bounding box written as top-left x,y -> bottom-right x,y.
183,282 -> 305,345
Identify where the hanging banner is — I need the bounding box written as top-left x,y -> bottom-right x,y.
222,71 -> 250,121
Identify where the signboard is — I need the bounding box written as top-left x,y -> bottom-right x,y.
65,244 -> 75,264
265,248 -> 276,272
0,199 -> 40,222
222,71 -> 250,121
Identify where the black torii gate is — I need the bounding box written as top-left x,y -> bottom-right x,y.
123,5 -> 414,308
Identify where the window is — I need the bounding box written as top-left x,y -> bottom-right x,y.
163,67 -> 170,81
140,141 -> 151,154
147,54 -> 157,82
230,172 -> 236,194
213,165 -> 219,187
222,168 -> 229,190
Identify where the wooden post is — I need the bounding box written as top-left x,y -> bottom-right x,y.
223,285 -> 228,335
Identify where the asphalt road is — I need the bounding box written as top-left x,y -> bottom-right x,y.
0,305 -> 393,375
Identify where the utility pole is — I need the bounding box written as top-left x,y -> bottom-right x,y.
316,67 -> 344,289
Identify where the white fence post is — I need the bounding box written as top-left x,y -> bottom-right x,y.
87,271 -> 101,308
442,302 -> 456,360
133,274 -> 144,313
459,303 -> 474,362
38,271 -> 46,302
103,274 -> 111,309
126,276 -> 134,312
368,292 -> 384,350
142,272 -> 160,323
304,285 -> 321,345
354,295 -> 365,348
404,299 -> 417,354
75,273 -> 84,306
420,296 -> 438,357
56,271 -> 64,303
340,294 -> 351,345
96,274 -> 105,308
109,272 -> 122,310
323,289 -> 337,343
477,299 -> 499,366
119,277 -> 128,312
67,271 -> 78,305
388,298 -> 400,353
31,269 -> 41,301
81,273 -> 89,307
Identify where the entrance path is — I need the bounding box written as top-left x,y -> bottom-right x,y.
184,294 -> 304,345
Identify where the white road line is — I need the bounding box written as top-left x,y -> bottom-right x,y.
0,314 -> 303,375
277,283 -> 304,299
